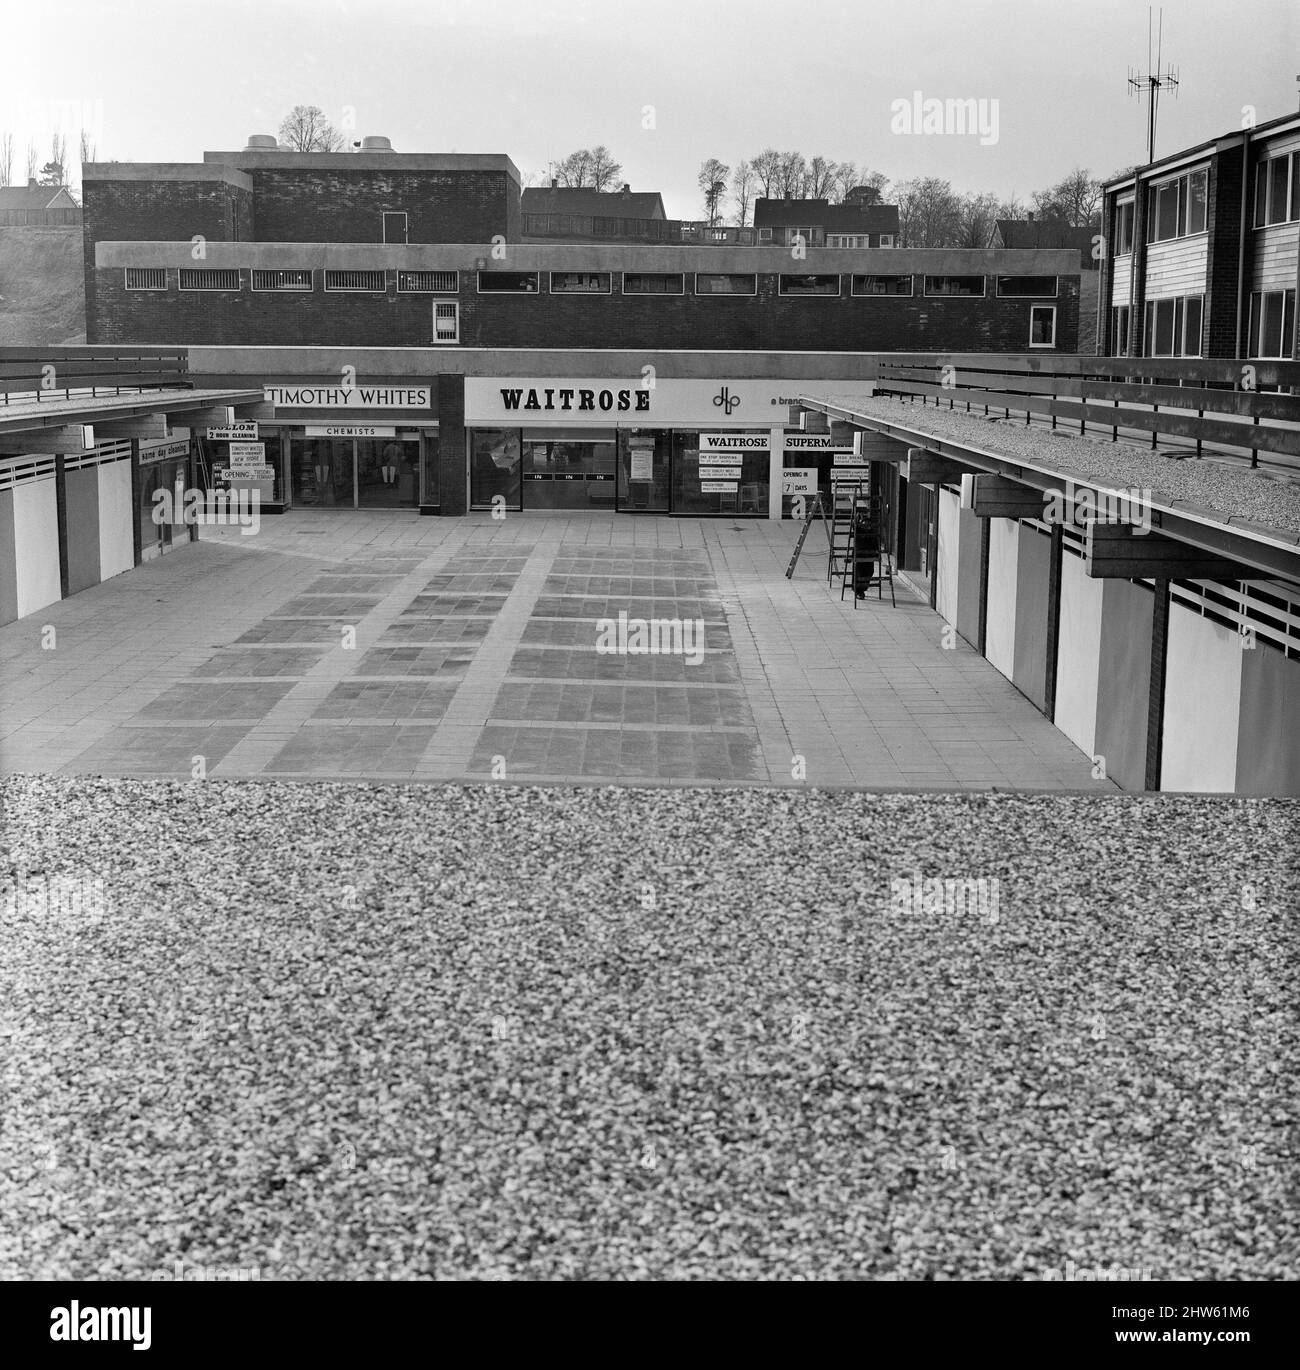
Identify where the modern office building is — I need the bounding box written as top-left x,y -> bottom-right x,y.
1099,109 -> 1299,359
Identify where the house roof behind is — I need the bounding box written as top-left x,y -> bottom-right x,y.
992,218 -> 1094,252
753,198 -> 899,233
0,183 -> 75,211
522,186 -> 667,219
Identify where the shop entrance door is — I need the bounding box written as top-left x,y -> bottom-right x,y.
617,433 -> 670,512
523,439 -> 616,509
292,437 -> 352,507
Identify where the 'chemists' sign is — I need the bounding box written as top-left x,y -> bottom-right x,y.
265,385 -> 430,409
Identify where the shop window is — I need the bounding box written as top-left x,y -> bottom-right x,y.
550,271 -> 612,293
997,276 -> 1057,297
252,269 -> 312,292
432,300 -> 459,343
924,275 -> 985,297
398,270 -> 458,293
623,272 -> 683,294
779,274 -> 840,296
325,270 -> 386,292
179,269 -> 240,291
695,272 -> 757,295
852,274 -> 912,296
1247,289 -> 1297,358
1029,305 -> 1056,348
125,267 -> 166,290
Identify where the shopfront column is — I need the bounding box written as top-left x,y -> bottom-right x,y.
768,428 -> 784,520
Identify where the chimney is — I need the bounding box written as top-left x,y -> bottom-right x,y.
551,178 -> 557,189
1027,210 -> 1034,223
622,183 -> 630,194
28,177 -> 38,189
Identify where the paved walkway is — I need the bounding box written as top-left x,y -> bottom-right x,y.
0,512 -> 1112,789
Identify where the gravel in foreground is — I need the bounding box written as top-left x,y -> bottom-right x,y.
1,776 -> 1297,1280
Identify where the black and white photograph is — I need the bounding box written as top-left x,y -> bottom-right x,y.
0,0 -> 1296,1349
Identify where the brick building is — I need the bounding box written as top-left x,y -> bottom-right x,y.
1099,108 -> 1299,359
754,194 -> 900,248
80,137 -> 1078,519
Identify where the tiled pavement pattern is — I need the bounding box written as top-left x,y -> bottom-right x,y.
0,513 -> 1113,789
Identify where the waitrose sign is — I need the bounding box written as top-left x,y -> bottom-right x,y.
464,378 -> 877,428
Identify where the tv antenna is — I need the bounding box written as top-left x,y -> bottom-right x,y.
1128,6 -> 1179,165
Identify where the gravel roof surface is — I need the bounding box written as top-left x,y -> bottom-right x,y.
2,775 -> 1297,1281
817,395 -> 1300,540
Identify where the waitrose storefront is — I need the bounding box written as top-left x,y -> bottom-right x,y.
461,377 -> 880,517
187,371 -> 881,518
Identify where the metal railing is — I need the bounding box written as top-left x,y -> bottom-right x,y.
866,353 -> 1300,470
0,347 -> 191,406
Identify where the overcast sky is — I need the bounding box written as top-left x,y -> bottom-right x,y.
7,0 -> 1298,213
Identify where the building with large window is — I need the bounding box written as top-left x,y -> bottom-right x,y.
1099,109 -> 1299,360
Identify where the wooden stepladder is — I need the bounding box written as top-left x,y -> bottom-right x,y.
785,491 -> 834,579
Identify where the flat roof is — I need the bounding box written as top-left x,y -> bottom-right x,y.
0,387 -> 267,438
798,391 -> 1300,585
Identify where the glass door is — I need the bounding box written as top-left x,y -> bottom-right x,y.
291,438 -> 353,507
357,437 -> 418,508
617,431 -> 670,512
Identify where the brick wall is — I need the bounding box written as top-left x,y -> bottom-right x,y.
89,268 -> 1080,351
248,170 -> 516,245
1204,143 -> 1247,359
82,178 -> 249,339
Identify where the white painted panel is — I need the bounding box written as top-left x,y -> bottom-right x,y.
1251,224 -> 1299,292
1258,132 -> 1300,158
12,478 -> 61,619
96,459 -> 135,580
1144,237 -> 1208,299
935,486 -> 960,626
1053,551 -> 1104,756
984,517 -> 1019,679
1161,604 -> 1243,793
1110,255 -> 1132,305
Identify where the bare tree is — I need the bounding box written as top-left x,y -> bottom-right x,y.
278,105 -> 344,152
552,149 -> 593,187
0,132 -> 12,187
997,193 -> 1026,222
730,160 -> 755,227
750,148 -> 780,199
805,156 -> 838,200
1050,167 -> 1102,227
954,191 -> 1002,248
774,150 -> 807,199
79,126 -> 97,168
47,129 -> 68,184
894,177 -> 960,247
588,145 -> 622,191
25,140 -> 38,182
830,161 -> 858,202
698,157 -> 730,226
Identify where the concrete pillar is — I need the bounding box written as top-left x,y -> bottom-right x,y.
768,427 -> 784,519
